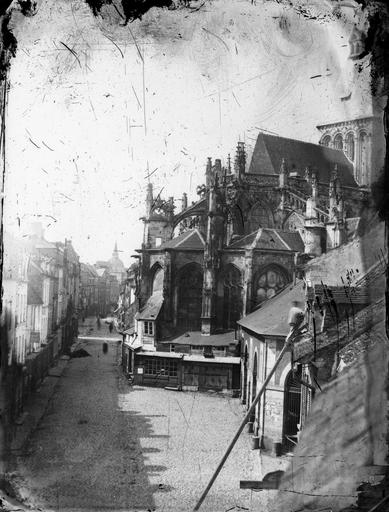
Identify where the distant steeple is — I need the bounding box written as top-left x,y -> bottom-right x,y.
113,242 -> 119,258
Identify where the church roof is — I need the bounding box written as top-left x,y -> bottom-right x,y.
238,280 -> 306,337
248,132 -> 358,187
228,228 -> 304,252
137,291 -> 164,320
158,229 -> 205,251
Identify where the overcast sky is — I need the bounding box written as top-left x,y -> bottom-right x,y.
4,0 -> 372,266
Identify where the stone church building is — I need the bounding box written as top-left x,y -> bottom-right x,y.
124,115 -> 377,391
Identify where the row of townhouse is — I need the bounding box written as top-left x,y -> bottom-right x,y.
0,223 -> 81,423
79,244 -> 126,319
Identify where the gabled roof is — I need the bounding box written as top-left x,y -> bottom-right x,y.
294,297 -> 385,362
137,291 -> 163,320
158,229 -> 205,251
238,280 -> 306,337
248,132 -> 358,187
228,228 -> 304,252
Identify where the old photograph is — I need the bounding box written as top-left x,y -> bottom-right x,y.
0,1 -> 388,511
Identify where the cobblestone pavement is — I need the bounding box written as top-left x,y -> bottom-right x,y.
11,319 -> 287,512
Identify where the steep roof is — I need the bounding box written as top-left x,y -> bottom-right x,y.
158,229 -> 205,251
137,291 -> 163,320
238,280 -> 306,337
294,297 -> 385,362
248,132 -> 358,187
228,228 -> 304,252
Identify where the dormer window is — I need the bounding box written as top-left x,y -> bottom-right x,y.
144,321 -> 153,336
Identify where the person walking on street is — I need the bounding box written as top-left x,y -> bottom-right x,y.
109,321 -> 113,334
97,315 -> 101,330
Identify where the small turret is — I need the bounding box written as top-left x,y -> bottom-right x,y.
181,192 -> 188,211
227,154 -> 232,175
326,164 -> 345,249
146,182 -> 153,217
206,157 -> 212,187
214,159 -> 222,183
329,165 -> 339,222
311,169 -> 318,201
279,158 -> 288,188
234,142 -> 246,178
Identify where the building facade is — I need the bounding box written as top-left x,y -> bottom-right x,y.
0,225 -> 81,423
123,113 -> 376,393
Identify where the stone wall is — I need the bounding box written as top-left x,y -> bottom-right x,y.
305,220 -> 385,287
271,326 -> 389,512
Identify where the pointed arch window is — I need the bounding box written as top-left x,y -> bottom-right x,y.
334,134 -> 343,151
321,135 -> 331,147
223,265 -> 243,329
345,132 -> 355,161
358,131 -> 368,185
151,266 -> 164,294
247,202 -> 275,233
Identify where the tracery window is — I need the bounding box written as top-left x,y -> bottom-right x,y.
334,133 -> 343,151
254,267 -> 288,305
247,202 -> 274,233
358,131 -> 368,185
345,132 -> 355,161
177,263 -> 203,330
321,135 -> 331,147
151,266 -> 164,294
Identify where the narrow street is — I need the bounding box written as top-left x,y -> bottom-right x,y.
11,319 -> 285,512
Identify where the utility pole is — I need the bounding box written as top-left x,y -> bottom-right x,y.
193,310 -> 307,511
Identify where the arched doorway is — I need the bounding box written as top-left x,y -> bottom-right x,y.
283,370 -> 302,452
223,265 -> 243,329
250,351 -> 258,423
242,344 -> 248,404
177,263 -> 203,331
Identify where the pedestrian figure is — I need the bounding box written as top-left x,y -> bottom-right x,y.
103,342 -> 108,354
97,315 -> 101,330
109,322 -> 113,334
